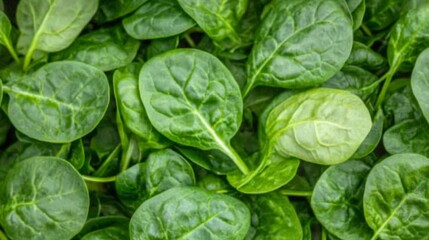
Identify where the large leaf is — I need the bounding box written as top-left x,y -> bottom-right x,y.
364,154 -> 429,239
177,0 -> 248,49
139,49 -> 248,174
95,0 -> 147,23
16,0 -> 98,66
3,61 -> 109,143
265,88 -> 372,165
0,157 -> 89,240
243,0 -> 353,96
123,0 -> 195,40
0,11 -> 18,62
311,159 -> 374,240
129,187 -> 250,240
51,26 -> 140,71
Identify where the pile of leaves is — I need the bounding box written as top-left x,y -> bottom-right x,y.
1,0 -> 429,239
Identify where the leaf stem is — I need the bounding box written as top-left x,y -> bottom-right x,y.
321,227 -> 327,240
242,82 -> 253,99
361,24 -> 373,37
82,175 -> 116,183
23,44 -> 36,71
120,137 -> 136,172
184,33 -> 196,48
225,144 -> 249,175
375,60 -> 401,109
279,189 -> 313,197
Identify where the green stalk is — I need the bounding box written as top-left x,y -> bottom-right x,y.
375,59 -> 401,109
4,39 -> 20,64
279,189 -> 313,197
82,175 -> 116,183
0,230 -> 8,240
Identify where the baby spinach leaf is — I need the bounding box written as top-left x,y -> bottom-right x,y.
265,88 -> 372,165
129,187 -> 250,240
95,0 -> 147,23
352,108 -> 384,159
16,0 -> 98,69
412,48 -> 429,124
73,216 -> 130,240
322,65 -> 381,100
3,61 -> 109,143
387,3 -> 429,72
177,147 -> 238,174
244,192 -> 302,240
384,119 -> 429,156
364,154 -> 429,240
345,42 -> 386,70
51,26 -> 140,71
311,159 -> 374,240
139,49 -> 249,174
114,63 -> 170,149
0,11 -> 19,63
243,0 -> 353,96
227,151 -> 300,194
364,0 -> 403,30
177,0 -> 247,49
123,0 -> 196,40
115,149 -> 195,211
146,36 -> 179,60
384,82 -> 422,125
0,157 -> 89,240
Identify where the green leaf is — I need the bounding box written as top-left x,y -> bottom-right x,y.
265,88 -> 372,165
16,0 -> 98,68
81,225 -> 129,240
311,159 -> 374,240
0,11 -> 19,63
243,0 -> 353,96
139,49 -> 249,174
388,3 -> 429,72
114,63 -> 170,150
364,0 -> 403,30
245,192 -> 302,240
115,149 -> 195,211
51,26 -> 140,71
177,147 -> 238,174
146,36 -> 179,60
95,0 -> 148,23
129,187 -> 250,240
345,42 -> 386,70
384,81 -> 422,124
73,216 -> 129,240
123,0 -> 196,40
0,109 -> 10,146
384,119 -> 429,156
0,157 -> 89,240
322,65 -> 381,100
352,108 -> 384,159
3,61 -> 109,143
364,153 -> 429,239
412,48 -> 429,124
346,0 -> 365,30
177,0 -> 248,49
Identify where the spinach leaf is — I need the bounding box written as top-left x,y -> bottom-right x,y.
51,26 -> 140,71
115,149 -> 195,211
383,119 -> 429,156
411,48 -> 429,124
364,154 -> 429,239
345,42 -> 386,70
364,0 -> 403,30
16,0 -> 98,69
346,0 -> 365,30
243,0 -> 353,96
3,61 -> 109,143
245,192 -> 302,240
114,63 -> 170,149
146,36 -> 179,60
0,11 -> 19,63
177,0 -> 247,49
312,159 -> 374,240
95,0 -> 147,23
81,225 -> 129,240
0,157 -> 89,240
265,88 -> 372,165
123,0 -> 196,40
129,187 -> 250,240
139,49 -> 249,174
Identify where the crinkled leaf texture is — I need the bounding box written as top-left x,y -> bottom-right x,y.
4,61 -> 109,143
364,154 -> 429,240
130,187 -> 250,240
0,157 -> 89,240
266,88 -> 372,165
